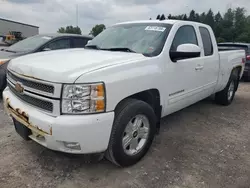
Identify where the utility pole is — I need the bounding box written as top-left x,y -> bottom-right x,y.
76,4 -> 78,27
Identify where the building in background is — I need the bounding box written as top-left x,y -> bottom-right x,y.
0,18 -> 39,38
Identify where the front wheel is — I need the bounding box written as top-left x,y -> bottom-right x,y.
215,71 -> 238,106
106,99 -> 156,167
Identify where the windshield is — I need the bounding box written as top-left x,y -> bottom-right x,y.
86,23 -> 172,56
7,35 -> 53,52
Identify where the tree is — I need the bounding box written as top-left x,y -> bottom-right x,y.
155,7 -> 250,42
156,15 -> 161,20
89,24 -> 106,37
183,14 -> 188,20
195,13 -> 200,22
221,8 -> 234,41
160,14 -> 166,20
200,12 -> 206,23
57,26 -> 81,34
58,27 -> 66,33
189,10 -> 196,21
204,9 -> 215,30
234,8 -> 247,41
214,12 -> 223,40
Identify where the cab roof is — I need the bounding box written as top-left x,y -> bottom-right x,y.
114,19 -> 210,28
38,33 -> 93,39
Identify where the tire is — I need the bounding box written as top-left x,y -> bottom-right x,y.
106,98 -> 156,167
215,70 -> 238,106
0,69 -> 7,92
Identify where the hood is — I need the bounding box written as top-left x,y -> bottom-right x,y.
8,48 -> 147,83
0,49 -> 28,59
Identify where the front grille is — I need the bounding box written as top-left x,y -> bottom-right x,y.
8,83 -> 53,112
8,71 -> 54,94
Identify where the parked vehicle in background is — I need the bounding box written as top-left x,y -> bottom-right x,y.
3,20 -> 245,167
218,43 -> 250,81
1,31 -> 25,45
0,33 -> 93,93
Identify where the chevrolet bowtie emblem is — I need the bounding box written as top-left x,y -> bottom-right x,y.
15,82 -> 24,94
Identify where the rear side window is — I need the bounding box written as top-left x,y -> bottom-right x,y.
199,27 -> 213,56
73,38 -> 89,48
171,25 -> 198,51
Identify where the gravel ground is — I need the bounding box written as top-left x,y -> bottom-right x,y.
0,83 -> 250,188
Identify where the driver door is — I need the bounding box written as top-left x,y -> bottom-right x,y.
164,25 -> 204,115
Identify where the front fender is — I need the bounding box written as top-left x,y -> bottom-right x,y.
75,58 -> 164,111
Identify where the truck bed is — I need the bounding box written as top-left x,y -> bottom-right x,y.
216,49 -> 245,92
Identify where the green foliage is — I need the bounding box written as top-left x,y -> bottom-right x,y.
57,26 -> 81,35
156,7 -> 250,42
89,24 -> 106,37
160,14 -> 166,20
204,9 -> 215,30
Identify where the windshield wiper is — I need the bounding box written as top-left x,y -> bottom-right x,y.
102,47 -> 136,53
3,49 -> 16,53
85,45 -> 137,53
85,45 -> 101,50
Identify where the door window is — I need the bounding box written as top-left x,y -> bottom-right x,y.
171,25 -> 198,51
199,27 -> 213,56
46,39 -> 71,50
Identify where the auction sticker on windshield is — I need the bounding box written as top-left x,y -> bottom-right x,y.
145,26 -> 166,32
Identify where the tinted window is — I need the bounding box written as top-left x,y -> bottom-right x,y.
46,39 -> 71,50
73,38 -> 89,48
199,27 -> 213,56
171,25 -> 198,51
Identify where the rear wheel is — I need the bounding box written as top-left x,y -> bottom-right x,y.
215,71 -> 238,105
106,99 -> 156,167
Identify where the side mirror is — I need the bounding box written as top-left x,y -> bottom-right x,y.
86,40 -> 92,45
43,48 -> 51,51
170,44 -> 201,62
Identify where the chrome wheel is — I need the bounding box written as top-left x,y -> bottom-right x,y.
122,114 -> 150,156
227,81 -> 235,100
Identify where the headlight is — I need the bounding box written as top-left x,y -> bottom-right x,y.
61,83 -> 106,114
0,59 -> 10,66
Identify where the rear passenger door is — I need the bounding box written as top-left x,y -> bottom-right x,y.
198,27 -> 219,97
72,37 -> 89,48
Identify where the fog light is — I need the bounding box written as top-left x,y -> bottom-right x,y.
63,142 -> 81,150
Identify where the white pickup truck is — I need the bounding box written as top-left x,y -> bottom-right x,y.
3,20 -> 245,167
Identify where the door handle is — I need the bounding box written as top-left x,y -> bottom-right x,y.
195,65 -> 204,70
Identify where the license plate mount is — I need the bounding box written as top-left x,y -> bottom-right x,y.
13,118 -> 31,140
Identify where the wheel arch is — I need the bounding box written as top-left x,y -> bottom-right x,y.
114,89 -> 162,133
232,66 -> 242,91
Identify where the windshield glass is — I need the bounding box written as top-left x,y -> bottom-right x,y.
86,23 -> 172,56
8,35 -> 53,52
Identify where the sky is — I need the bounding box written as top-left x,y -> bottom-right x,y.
0,0 -> 250,35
